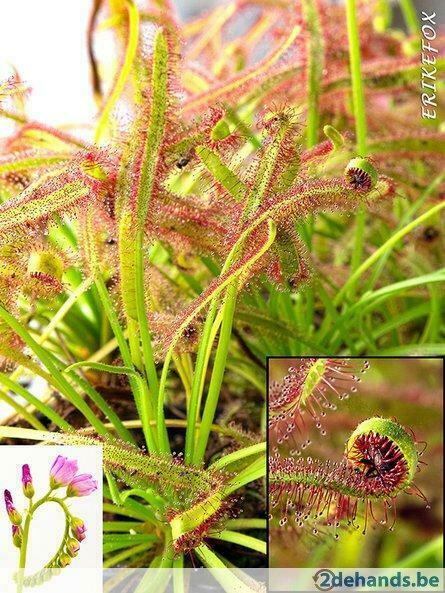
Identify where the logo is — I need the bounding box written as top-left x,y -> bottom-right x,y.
313,569 -> 335,591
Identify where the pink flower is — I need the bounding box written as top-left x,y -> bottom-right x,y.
4,490 -> 22,525
21,464 -> 34,499
66,474 -> 97,497
71,517 -> 87,542
50,456 -> 78,489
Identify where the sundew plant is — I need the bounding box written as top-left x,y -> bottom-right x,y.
0,0 -> 443,587
268,357 -> 443,569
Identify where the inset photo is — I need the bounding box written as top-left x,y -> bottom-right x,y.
268,357 -> 443,571
0,445 -> 102,593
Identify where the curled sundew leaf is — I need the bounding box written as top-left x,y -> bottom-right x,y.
344,158 -> 378,192
323,125 -> 344,150
1,235 -> 73,306
246,174 -> 395,235
269,417 -> 428,536
219,172 -> 393,294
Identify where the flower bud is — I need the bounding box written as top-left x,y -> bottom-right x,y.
323,125 -> 344,150
58,553 -> 72,568
71,517 -> 87,542
66,538 -> 80,557
4,490 -> 22,526
22,464 -> 35,499
67,474 -> 97,498
12,525 -> 22,548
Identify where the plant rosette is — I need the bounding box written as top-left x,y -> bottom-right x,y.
3,455 -> 97,591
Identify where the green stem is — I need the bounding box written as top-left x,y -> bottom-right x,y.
224,455 -> 266,496
210,441 -> 266,471
195,543 -> 259,593
0,391 -> 46,431
395,535 -> 442,568
226,518 -> 267,530
128,319 -> 143,370
186,220 -> 276,464
0,373 -> 70,431
303,0 -> 323,147
156,351 -> 173,454
95,274 -> 158,452
134,529 -> 174,593
335,200 -> 445,305
17,493 -> 70,593
17,501 -> 32,593
172,554 -> 185,593
43,499 -> 71,567
346,0 -> 368,271
345,0 -> 367,156
103,542 -> 148,568
208,530 -> 266,555
192,282 -> 238,465
0,305 -> 109,436
399,0 -> 419,35
184,299 -> 219,464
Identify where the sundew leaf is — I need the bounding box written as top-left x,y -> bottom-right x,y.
0,150 -> 71,175
0,155 -> 111,238
153,219 -> 277,356
269,417 -> 426,536
368,133 -> 445,156
183,25 -> 302,114
117,28 -> 172,320
196,145 -> 248,202
0,427 -> 234,513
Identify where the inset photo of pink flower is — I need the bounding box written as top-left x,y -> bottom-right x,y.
0,445 -> 102,593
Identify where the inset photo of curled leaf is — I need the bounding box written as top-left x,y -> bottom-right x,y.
0,445 -> 102,593
268,357 -> 443,569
